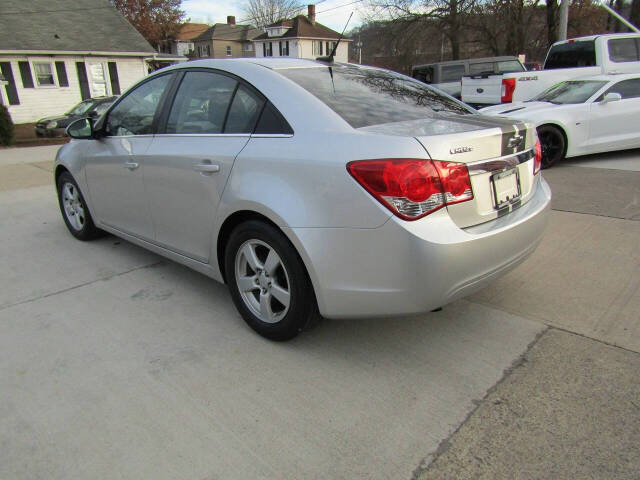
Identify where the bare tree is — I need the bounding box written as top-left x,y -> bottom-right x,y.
241,0 -> 305,28
368,0 -> 478,60
631,0 -> 640,28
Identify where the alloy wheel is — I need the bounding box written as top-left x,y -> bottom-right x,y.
234,239 -> 291,324
61,182 -> 86,231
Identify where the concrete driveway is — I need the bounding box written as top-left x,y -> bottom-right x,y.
1,145 -> 638,479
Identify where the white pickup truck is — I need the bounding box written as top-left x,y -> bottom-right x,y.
462,33 -> 640,106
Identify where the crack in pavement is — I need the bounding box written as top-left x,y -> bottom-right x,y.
410,325 -> 551,480
551,206 -> 640,222
0,260 -> 164,312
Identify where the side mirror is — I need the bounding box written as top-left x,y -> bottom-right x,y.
601,92 -> 622,103
66,118 -> 94,139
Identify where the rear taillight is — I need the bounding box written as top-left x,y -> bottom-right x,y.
501,78 -> 516,103
347,159 -> 473,220
533,139 -> 542,175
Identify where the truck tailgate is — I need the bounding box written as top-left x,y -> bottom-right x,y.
461,75 -> 503,105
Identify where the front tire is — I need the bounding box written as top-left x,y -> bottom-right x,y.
225,220 -> 317,341
56,171 -> 104,240
537,125 -> 566,169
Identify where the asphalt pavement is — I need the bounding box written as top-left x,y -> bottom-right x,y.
0,145 -> 638,479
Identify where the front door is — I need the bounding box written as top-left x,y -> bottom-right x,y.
85,73 -> 172,240
588,78 -> 640,152
144,70 -> 265,262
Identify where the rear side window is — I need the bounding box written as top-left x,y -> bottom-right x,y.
166,71 -> 237,134
440,64 -> 465,83
412,66 -> 434,83
469,62 -> 493,75
278,64 -> 473,129
224,85 -> 265,133
497,60 -> 525,73
254,102 -> 293,134
608,38 -> 640,62
545,40 -> 596,69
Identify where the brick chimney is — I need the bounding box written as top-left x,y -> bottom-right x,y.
307,5 -> 315,25
227,15 -> 236,25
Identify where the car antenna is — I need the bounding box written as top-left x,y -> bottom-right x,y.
316,12 -> 353,63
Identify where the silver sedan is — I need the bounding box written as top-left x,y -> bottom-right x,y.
55,58 -> 551,340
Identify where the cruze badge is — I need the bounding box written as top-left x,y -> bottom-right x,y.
450,146 -> 473,154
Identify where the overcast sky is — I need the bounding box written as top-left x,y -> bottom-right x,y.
182,0 -> 367,32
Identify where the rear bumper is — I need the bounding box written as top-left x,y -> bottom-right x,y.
289,176 -> 551,319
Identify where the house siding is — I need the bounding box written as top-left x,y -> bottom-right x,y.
194,40 -> 255,58
0,55 -> 147,124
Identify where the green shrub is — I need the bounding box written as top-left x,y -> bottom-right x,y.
0,104 -> 15,146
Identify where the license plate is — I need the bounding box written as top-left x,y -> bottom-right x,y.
492,169 -> 521,208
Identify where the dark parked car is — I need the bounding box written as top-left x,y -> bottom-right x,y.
35,96 -> 117,137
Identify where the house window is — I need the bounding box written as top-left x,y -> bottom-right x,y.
313,41 -> 323,56
33,62 -> 55,86
326,41 -> 336,55
263,42 -> 273,57
279,41 -> 289,56
226,45 -> 232,56
245,43 -> 253,52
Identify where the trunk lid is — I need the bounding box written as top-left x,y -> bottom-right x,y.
360,114 -> 538,228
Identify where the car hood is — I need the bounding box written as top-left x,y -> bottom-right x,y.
479,101 -> 559,117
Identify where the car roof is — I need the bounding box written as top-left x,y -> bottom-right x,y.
552,32 -> 640,45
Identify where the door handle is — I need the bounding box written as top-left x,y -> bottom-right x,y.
124,161 -> 139,170
193,163 -> 220,174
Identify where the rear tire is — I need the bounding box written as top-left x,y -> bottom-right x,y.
56,171 -> 104,240
225,220 -> 318,341
537,125 -> 566,169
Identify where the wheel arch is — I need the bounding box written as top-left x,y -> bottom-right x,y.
537,122 -> 569,158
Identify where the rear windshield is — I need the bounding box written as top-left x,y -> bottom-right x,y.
497,60 -> 525,73
278,64 -> 474,128
545,40 -> 596,69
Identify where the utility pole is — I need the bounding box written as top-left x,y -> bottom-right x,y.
558,0 -> 570,40
356,37 -> 363,64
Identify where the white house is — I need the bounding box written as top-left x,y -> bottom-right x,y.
0,0 -> 160,124
252,5 -> 350,63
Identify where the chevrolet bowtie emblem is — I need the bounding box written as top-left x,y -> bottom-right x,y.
508,135 -> 524,149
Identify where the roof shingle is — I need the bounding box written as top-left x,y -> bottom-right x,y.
0,0 -> 154,53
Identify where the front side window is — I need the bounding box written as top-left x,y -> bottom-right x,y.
92,101 -> 114,116
533,80 -> 607,104
106,74 -> 171,136
601,78 -> 640,99
440,64 -> 465,83
278,64 -> 473,128
608,38 -> 640,63
33,62 -> 55,86
166,71 -> 237,134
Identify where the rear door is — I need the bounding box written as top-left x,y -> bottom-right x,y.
144,70 -> 263,262
436,64 -> 466,98
588,78 -> 640,151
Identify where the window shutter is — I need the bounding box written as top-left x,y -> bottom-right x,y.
55,61 -> 69,87
286,41 -> 289,56
263,43 -> 266,56
107,62 -> 121,95
0,62 -> 20,105
75,62 -> 90,100
18,61 -> 34,88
